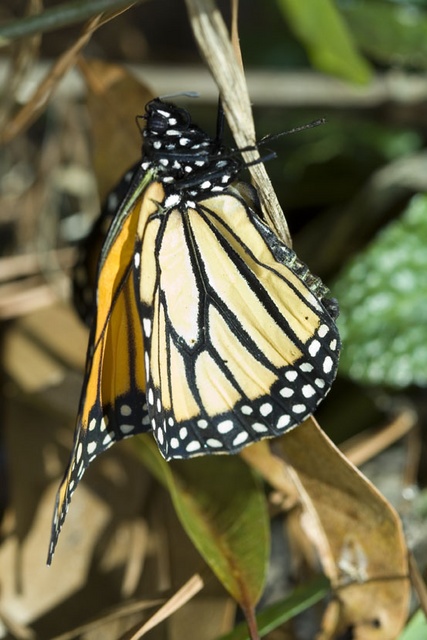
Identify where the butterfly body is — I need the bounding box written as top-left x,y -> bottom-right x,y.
49,98 -> 340,563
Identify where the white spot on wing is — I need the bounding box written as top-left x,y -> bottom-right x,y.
233,432 -> 248,447
280,387 -> 294,398
120,404 -> 132,416
143,318 -> 152,338
206,438 -> 222,448
87,441 -> 97,455
292,404 -> 306,414
318,324 -> 329,338
252,422 -> 268,433
285,371 -> 298,382
260,403 -> 273,416
76,443 -> 83,462
217,420 -> 233,434
300,363 -> 314,373
120,424 -> 134,435
309,340 -> 321,357
302,385 -> 315,398
186,441 -> 201,452
277,415 -> 291,429
148,388 -> 154,405
323,356 -> 333,374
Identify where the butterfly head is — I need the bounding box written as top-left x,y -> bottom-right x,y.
144,98 -> 192,135
140,99 -> 242,202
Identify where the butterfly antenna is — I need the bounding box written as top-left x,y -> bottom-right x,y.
259,118 -> 326,146
159,91 -> 200,100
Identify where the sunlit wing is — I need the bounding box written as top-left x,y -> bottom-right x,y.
136,185 -> 340,460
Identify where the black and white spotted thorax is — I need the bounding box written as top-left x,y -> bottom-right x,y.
140,98 -> 241,208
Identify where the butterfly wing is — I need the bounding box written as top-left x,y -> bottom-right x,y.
73,162 -> 141,326
49,95 -> 341,561
48,183 -> 153,564
136,185 -> 340,460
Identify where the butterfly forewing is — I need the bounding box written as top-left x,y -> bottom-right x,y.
48,192 -> 152,563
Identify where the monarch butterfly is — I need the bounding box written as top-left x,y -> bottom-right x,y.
48,98 -> 340,563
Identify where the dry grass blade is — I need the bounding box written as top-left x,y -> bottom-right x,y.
127,574 -> 205,639
0,249 -> 75,283
51,598 -> 163,640
340,407 -> 418,468
0,604 -> 35,640
0,276 -> 69,319
240,441 -> 299,505
0,0 -> 42,130
1,14 -> 100,143
0,3 -> 138,144
0,0 -> 139,42
184,0 -> 291,245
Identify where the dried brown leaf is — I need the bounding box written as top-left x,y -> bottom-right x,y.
284,417 -> 408,638
79,58 -> 153,202
1,4 -> 138,144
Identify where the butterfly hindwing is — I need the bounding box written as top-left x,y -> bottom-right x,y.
135,185 -> 339,460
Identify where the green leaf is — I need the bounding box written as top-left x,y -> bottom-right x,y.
215,575 -> 330,640
333,193 -> 427,388
398,609 -> 427,640
275,0 -> 371,83
134,435 -> 269,607
343,1 -> 427,70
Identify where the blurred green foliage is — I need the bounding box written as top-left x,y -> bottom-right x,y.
333,194 -> 427,387
398,609 -> 427,639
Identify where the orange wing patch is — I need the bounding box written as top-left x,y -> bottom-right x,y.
47,185 -> 157,564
